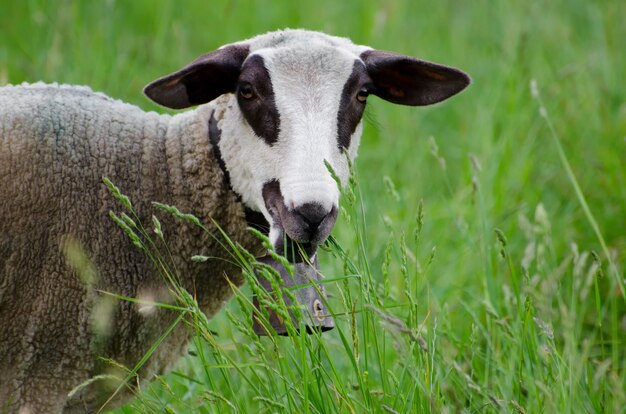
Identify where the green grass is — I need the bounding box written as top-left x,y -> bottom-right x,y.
2,0 -> 625,412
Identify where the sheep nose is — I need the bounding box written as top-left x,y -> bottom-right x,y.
295,202 -> 330,230
286,202 -> 338,247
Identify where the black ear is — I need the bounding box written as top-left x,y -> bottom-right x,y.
144,44 -> 250,109
361,50 -> 470,106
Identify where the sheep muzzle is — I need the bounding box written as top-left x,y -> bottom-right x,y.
262,180 -> 338,262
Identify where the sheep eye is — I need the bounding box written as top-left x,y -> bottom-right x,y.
239,84 -> 255,100
356,88 -> 369,103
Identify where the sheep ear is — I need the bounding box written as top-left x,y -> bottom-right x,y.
144,44 -> 250,109
361,50 -> 470,106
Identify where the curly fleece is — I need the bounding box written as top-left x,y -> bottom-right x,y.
0,83 -> 260,413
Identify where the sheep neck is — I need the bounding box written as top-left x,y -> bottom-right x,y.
207,112 -> 269,236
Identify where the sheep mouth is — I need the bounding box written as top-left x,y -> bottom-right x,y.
261,180 -> 338,262
251,180 -> 337,336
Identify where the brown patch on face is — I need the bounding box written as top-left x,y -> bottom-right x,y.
236,55 -> 281,145
336,60 -> 372,150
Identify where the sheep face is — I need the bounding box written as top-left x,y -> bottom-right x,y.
145,29 -> 470,259
221,44 -> 365,258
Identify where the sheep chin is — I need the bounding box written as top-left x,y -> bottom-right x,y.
251,255 -> 334,336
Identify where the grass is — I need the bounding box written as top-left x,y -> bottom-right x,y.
2,0 -> 625,412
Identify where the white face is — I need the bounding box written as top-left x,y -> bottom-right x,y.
144,29 -> 470,259
217,42 -> 367,253
265,47 -> 356,211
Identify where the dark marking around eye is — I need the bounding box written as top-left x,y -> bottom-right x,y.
337,60 -> 372,150
239,83 -> 255,99
237,55 -> 280,145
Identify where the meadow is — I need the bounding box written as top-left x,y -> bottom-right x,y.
1,0 -> 624,412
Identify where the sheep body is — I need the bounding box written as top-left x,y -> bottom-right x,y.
0,83 -> 258,412
0,28 -> 471,413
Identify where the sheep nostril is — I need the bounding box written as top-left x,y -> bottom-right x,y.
295,202 -> 329,229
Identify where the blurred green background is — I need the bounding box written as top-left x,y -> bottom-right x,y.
1,0 -> 624,412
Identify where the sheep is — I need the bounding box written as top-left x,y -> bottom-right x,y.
0,29 -> 469,413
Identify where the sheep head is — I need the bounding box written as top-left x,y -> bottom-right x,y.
145,29 -> 469,262
144,30 -> 469,334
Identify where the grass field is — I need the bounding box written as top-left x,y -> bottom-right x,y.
2,0 -> 625,412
